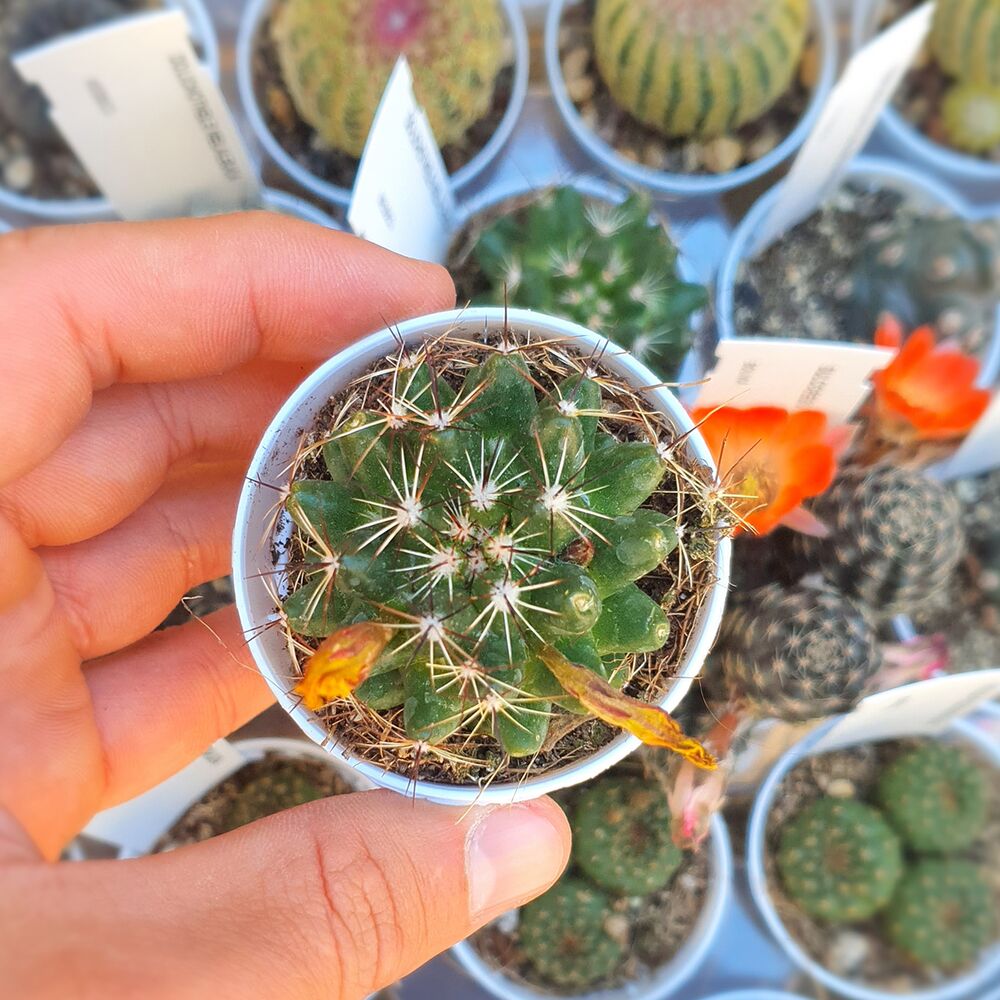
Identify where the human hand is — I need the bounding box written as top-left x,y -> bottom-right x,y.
0,216 -> 570,999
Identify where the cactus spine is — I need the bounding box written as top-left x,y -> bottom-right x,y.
931,0 -> 1000,88
272,0 -> 506,158
592,0 -> 810,139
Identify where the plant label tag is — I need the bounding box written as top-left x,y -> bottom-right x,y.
80,739 -> 247,855
14,10 -> 261,221
752,1 -> 934,253
694,338 -> 893,425
813,670 -> 1000,753
935,391 -> 1000,480
348,57 -> 458,264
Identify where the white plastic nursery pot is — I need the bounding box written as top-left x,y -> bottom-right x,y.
0,0 -> 220,222
236,0 -> 530,210
746,717 -> 1000,1000
232,306 -> 732,806
852,0 -> 1000,206
544,0 -> 838,199
715,154 -> 1000,386
451,814 -> 733,1000
260,187 -> 340,228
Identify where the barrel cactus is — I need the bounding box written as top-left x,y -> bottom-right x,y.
942,83 -> 1000,153
470,186 -> 707,380
877,744 -> 988,854
592,0 -> 810,139
931,0 -> 1000,88
518,877 -> 624,989
272,0 -> 507,158
222,763 -> 322,832
885,859 -> 996,971
572,775 -> 682,895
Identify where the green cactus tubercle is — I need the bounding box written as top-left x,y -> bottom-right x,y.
777,797 -> 903,923
283,345 -> 680,758
931,0 -> 1000,88
472,187 -> 707,380
942,82 -> 1000,153
592,0 -> 810,139
272,0 -> 507,158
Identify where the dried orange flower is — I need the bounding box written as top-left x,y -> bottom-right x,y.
294,623 -> 392,710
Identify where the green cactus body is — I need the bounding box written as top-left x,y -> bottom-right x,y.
518,877 -> 624,989
931,0 -> 1000,88
942,82 -> 1000,152
572,776 -> 682,895
877,744 -> 988,854
797,466 -> 965,617
283,342 -> 682,757
885,859 -> 996,971
470,186 -> 707,380
719,582 -> 881,722
221,763 -> 322,832
777,797 -> 903,923
954,468 -> 1000,603
591,0 -> 810,139
271,0 -> 506,158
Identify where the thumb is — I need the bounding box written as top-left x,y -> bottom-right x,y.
15,790 -> 570,1000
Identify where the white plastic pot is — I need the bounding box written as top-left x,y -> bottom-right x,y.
232,306 -> 732,807
259,188 -> 340,228
451,815 -> 733,1000
747,717 -> 1000,1000
0,0 -> 221,222
544,0 -> 838,198
715,154 -> 1000,386
0,218 -> 11,234
236,0 -> 530,209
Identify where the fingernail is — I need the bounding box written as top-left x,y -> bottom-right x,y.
466,800 -> 569,921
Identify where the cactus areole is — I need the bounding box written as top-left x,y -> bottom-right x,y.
240,311 -> 730,792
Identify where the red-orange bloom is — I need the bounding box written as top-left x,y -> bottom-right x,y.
872,317 -> 990,441
691,405 -> 843,537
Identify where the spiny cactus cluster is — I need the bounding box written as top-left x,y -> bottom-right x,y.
885,859 -> 996,971
221,762 -> 322,833
941,83 -> 1000,154
877,744 -> 988,854
778,797 -> 904,924
592,0 -> 810,139
954,468 -> 1000,603
719,582 -> 881,723
281,332 -> 721,761
796,465 -> 966,617
271,0 -> 507,158
471,187 -> 707,381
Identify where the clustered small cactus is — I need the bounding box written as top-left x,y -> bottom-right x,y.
272,0 -> 507,158
471,187 -> 707,381
954,468 -> 1000,604
591,0 -> 810,138
941,83 -> 1000,153
221,763 -> 322,833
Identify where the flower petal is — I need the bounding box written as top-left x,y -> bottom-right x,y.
294,623 -> 392,710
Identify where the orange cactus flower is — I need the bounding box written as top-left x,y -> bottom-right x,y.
691,405 -> 845,537
871,316 -> 990,441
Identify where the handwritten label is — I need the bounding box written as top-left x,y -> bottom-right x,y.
695,339 -> 893,425
15,10 -> 260,220
936,390 -> 1000,481
348,57 -> 458,263
753,2 -> 934,252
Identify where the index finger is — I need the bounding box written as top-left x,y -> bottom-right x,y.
0,214 -> 454,488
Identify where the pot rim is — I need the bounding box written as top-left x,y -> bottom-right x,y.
450,813 -> 733,1000
260,188 -> 340,228
0,0 -> 221,221
231,306 -> 732,806
695,993 -> 812,1000
543,0 -> 838,198
746,716 -> 1000,1000
235,0 -> 530,210
714,154 -> 1000,387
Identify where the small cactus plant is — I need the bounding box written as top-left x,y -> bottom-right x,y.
572,775 -> 682,895
931,0 -> 1000,89
885,859 -> 996,971
719,582 -> 881,722
797,465 -> 965,617
591,0 -> 810,139
518,876 -> 624,989
271,0 -> 507,158
877,744 -> 988,854
470,186 -> 707,380
941,83 -> 1000,153
777,797 -> 903,923
221,763 -> 322,832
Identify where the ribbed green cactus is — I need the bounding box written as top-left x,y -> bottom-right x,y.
885,859 -> 996,971
877,744 -> 988,854
471,187 -> 707,381
777,797 -> 903,923
518,876 -> 624,989
591,0 -> 810,139
931,0 -> 1000,88
572,776 -> 681,895
272,0 -> 506,158
942,83 -> 1000,153
221,763 -> 322,832
719,582 -> 881,722
283,338 -> 686,758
